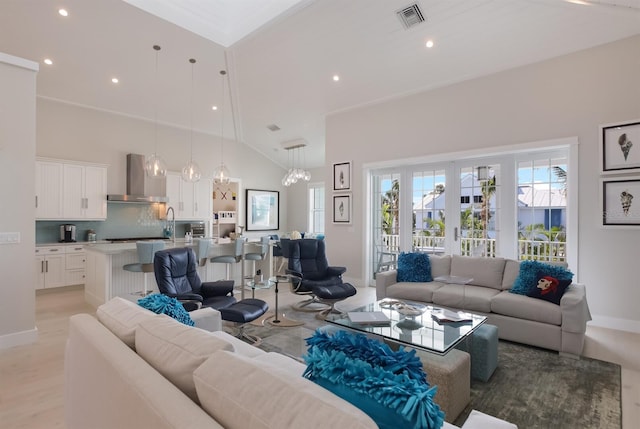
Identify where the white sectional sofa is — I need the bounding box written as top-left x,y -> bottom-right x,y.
65,297 -> 516,429
376,255 -> 591,356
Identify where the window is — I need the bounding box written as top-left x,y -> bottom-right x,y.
308,183 -> 325,234
366,140 -> 576,285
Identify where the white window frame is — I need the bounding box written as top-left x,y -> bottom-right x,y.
308,182 -> 325,234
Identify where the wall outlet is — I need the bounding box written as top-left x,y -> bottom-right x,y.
0,232 -> 20,244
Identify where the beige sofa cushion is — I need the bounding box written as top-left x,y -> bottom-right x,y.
96,296 -> 157,349
451,255 -> 506,289
501,259 -> 520,290
193,350 -> 378,429
135,315 -> 234,403
430,254 -> 452,278
491,290 -> 561,325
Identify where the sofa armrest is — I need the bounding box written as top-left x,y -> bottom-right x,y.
190,307 -> 222,332
375,270 -> 398,300
560,283 -> 592,333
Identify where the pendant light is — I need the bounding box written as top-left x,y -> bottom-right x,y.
213,69 -> 230,185
181,58 -> 201,182
145,45 -> 167,178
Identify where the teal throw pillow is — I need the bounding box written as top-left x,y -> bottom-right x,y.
510,261 -> 573,296
396,252 -> 433,282
304,329 -> 444,429
526,271 -> 572,305
137,294 -> 195,326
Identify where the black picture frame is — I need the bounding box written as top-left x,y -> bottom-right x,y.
601,120 -> 640,174
601,176 -> 640,227
332,194 -> 352,224
245,189 -> 279,231
333,161 -> 352,191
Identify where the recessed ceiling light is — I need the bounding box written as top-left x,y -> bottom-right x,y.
44,58 -> 53,65
333,75 -> 340,82
426,40 -> 434,48
565,0 -> 590,5
58,9 -> 68,17
212,106 -> 218,110
111,78 -> 119,84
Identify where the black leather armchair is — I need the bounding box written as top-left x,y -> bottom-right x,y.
285,238 -> 356,316
154,247 -> 269,343
154,247 -> 236,311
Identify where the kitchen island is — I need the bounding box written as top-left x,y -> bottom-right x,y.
84,239 -> 273,307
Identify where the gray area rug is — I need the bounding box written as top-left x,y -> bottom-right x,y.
242,305 -> 621,429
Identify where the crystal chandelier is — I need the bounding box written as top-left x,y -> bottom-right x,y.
281,140 -> 311,187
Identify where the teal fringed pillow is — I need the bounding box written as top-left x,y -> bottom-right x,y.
304,329 -> 444,429
137,294 -> 195,326
396,252 -> 433,282
510,260 -> 573,296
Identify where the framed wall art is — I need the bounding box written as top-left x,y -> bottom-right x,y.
600,120 -> 640,174
333,194 -> 352,224
246,189 -> 279,231
601,176 -> 640,227
333,161 -> 352,191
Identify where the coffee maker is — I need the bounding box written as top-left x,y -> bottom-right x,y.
59,224 -> 77,242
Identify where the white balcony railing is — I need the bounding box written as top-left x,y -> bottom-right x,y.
376,234 -> 566,272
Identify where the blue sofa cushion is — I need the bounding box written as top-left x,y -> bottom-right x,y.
304,329 -> 444,429
396,252 -> 433,283
137,294 -> 195,326
510,260 -> 573,297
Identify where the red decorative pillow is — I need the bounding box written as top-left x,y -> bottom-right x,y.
526,271 -> 572,305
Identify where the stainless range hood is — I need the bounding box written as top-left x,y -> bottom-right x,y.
107,153 -> 167,203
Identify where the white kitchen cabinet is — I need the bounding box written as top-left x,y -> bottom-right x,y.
35,245 -> 86,289
36,158 -> 107,220
35,246 -> 66,289
63,163 -> 108,220
35,161 -> 64,219
166,172 -> 211,220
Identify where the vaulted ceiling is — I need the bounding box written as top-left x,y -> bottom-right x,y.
1,0 -> 639,168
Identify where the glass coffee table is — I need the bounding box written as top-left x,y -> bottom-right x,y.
326,298 -> 486,355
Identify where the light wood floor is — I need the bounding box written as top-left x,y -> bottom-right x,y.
1,285 -> 638,428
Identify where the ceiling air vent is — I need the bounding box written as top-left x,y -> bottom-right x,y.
267,124 -> 281,132
397,4 -> 425,29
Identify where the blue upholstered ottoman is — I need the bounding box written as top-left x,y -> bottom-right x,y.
456,323 -> 498,382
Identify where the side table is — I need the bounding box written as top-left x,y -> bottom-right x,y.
265,275 -> 304,327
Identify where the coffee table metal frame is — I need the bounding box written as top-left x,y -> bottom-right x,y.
326,298 -> 486,355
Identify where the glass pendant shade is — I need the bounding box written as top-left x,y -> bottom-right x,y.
146,153 -> 167,178
181,160 -> 201,182
213,162 -> 230,185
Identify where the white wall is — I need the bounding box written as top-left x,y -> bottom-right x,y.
325,35 -> 640,331
284,166 -> 325,234
36,98 -> 290,241
0,53 -> 38,348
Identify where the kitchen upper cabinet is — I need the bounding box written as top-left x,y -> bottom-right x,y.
166,172 -> 211,220
35,161 -> 64,219
63,164 -> 107,220
36,158 -> 108,220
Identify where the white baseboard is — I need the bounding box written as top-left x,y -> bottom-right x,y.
0,327 -> 38,350
588,314 -> 640,334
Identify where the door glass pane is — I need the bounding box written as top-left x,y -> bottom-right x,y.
517,157 -> 567,262
459,165 -> 500,257
412,169 -> 446,253
372,172 -> 401,276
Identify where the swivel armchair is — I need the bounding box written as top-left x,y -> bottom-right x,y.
154,247 -> 268,343
285,238 -> 357,319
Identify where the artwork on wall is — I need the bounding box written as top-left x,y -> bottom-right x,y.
333,194 -> 352,224
600,120 -> 640,174
246,189 -> 279,231
333,161 -> 352,191
601,176 -> 640,227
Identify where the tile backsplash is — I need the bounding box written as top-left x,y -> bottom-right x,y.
36,203 -> 191,243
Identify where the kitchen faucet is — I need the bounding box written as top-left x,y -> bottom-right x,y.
166,206 -> 176,244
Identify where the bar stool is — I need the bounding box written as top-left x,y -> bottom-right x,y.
210,238 -> 244,281
195,238 -> 212,281
123,240 -> 165,296
244,236 -> 270,279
